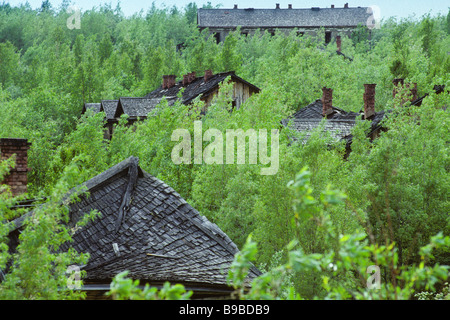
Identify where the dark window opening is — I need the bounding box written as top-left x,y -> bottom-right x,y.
325,31 -> 332,44
229,99 -> 237,112
241,32 -> 248,37
214,33 -> 220,43
297,31 -> 305,37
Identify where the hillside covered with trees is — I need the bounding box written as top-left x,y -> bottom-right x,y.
0,1 -> 449,300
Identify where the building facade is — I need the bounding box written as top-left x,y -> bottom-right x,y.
197,3 -> 372,44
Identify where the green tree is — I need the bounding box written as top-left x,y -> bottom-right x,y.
0,159 -> 100,299
346,91 -> 450,266
107,271 -> 193,300
98,33 -> 114,64
184,2 -> 198,25
217,32 -> 243,72
0,41 -> 20,87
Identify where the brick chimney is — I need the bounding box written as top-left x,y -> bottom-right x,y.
276,3 -> 280,9
363,84 -> 376,119
344,3 -> 349,9
233,4 -> 238,9
393,79 -> 417,105
406,82 -> 418,102
331,4 -> 335,8
336,35 -> 342,52
321,87 -> 333,117
167,75 -> 176,89
0,138 -> 31,196
162,75 -> 169,89
188,72 -> 196,83
392,78 -> 404,98
204,69 -> 213,82
182,72 -> 197,86
182,74 -> 189,86
288,4 -> 292,9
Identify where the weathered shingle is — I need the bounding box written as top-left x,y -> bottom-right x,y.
100,100 -> 119,120
115,97 -> 161,118
82,103 -> 102,114
198,7 -> 371,29
144,71 -> 260,106
83,72 -> 259,121
9,157 -> 260,290
285,99 -> 386,145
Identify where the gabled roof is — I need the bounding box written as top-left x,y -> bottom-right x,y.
82,72 -> 260,121
6,157 -> 260,295
82,103 -> 102,114
114,97 -> 161,118
144,71 -> 260,106
284,99 -> 385,145
100,100 -> 119,120
197,6 -> 371,29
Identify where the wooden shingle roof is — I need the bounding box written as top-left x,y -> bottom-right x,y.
82,103 -> 102,114
144,71 -> 260,106
6,157 -> 260,296
100,100 -> 119,120
197,6 -> 371,29
82,72 -> 259,121
284,99 -> 385,145
115,97 -> 161,118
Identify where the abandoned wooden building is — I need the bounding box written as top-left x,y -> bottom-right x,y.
283,84 -> 385,154
283,79 -> 443,154
82,70 -> 260,139
197,3 -> 372,43
81,100 -> 119,140
144,70 -> 260,111
4,156 -> 261,299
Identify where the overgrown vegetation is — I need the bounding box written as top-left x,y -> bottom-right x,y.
0,2 -> 449,299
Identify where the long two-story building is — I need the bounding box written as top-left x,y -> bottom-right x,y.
198,3 -> 372,44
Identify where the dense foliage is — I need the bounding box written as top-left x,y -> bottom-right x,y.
0,2 -> 449,299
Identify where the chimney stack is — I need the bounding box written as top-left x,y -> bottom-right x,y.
162,75 -> 169,89
344,3 -> 349,9
204,69 -> 213,82
168,75 -> 176,89
288,4 -> 292,9
321,87 -> 333,117
392,78 -> 404,99
162,75 -> 176,89
392,78 -> 407,106
276,3 -> 280,9
393,80 -> 418,104
183,72 -> 197,86
331,4 -> 335,8
363,84 -> 376,119
233,4 -> 238,9
406,82 -> 418,102
336,35 -> 342,52
0,138 -> 31,196
188,72 -> 196,84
